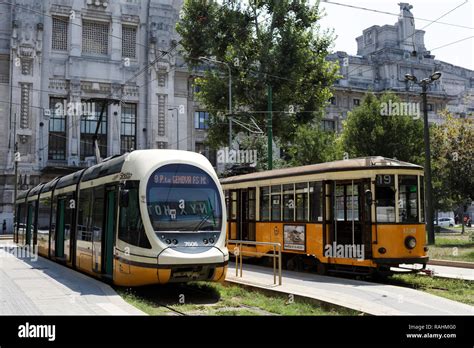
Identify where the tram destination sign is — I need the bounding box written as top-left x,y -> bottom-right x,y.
153,173 -> 209,186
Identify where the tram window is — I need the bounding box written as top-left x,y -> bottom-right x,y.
260,187 -> 270,221
309,182 -> 323,222
283,184 -> 295,221
224,190 -> 230,221
271,185 -> 282,221
27,201 -> 37,244
346,184 -> 359,221
248,189 -> 256,221
119,182 -> 151,249
335,185 -> 345,221
78,189 -> 92,241
38,197 -> 51,230
296,183 -> 308,221
230,191 -> 237,220
92,187 -> 105,242
420,177 -> 425,223
375,175 -> 395,222
399,175 -> 418,223
38,196 -> 52,243
17,203 -> 26,242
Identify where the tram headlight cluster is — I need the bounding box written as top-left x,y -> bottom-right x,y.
405,236 -> 417,249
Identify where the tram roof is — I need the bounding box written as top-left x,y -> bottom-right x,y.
220,157 -> 423,184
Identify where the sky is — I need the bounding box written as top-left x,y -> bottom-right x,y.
318,0 -> 474,70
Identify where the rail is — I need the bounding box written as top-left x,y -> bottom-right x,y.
227,240 -> 282,285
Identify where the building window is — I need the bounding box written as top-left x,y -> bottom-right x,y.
329,97 -> 336,105
365,31 -> 373,45
82,20 -> 109,55
353,98 -> 360,106
121,103 -> 136,153
426,103 -> 433,112
48,97 -> 67,160
322,119 -> 335,132
80,101 -> 107,160
122,26 -> 136,59
194,111 -> 209,129
157,142 -> 167,149
52,17 -> 68,51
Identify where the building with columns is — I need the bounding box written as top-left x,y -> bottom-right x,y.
323,2 -> 474,132
0,0 -> 213,232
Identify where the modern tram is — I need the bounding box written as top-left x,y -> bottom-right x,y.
15,150 -> 229,286
221,157 -> 429,276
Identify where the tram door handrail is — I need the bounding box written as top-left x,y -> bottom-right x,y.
227,239 -> 282,286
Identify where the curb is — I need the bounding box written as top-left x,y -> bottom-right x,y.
429,259 -> 474,269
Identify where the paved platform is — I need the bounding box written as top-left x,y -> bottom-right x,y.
225,262 -> 474,315
0,240 -> 145,315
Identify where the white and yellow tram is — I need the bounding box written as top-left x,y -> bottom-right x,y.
15,150 -> 228,286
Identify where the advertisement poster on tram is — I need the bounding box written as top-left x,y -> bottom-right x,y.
283,225 -> 306,251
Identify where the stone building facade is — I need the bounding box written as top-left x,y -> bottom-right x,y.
324,2 -> 474,132
0,1 -> 473,232
0,0 -> 212,232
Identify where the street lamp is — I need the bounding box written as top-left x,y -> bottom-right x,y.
168,107 -> 179,150
405,71 -> 442,245
199,56 -> 233,149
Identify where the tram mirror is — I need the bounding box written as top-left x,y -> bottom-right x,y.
120,189 -> 130,208
365,190 -> 373,205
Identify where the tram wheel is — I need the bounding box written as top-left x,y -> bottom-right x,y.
316,261 -> 328,275
286,257 -> 297,271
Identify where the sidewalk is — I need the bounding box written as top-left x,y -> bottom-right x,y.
0,240 -> 145,315
225,262 -> 474,315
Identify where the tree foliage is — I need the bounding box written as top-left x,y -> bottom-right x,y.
431,113 -> 474,211
340,92 -> 424,164
287,124 -> 342,166
177,0 -> 339,151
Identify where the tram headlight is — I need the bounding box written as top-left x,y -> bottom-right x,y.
405,236 -> 417,249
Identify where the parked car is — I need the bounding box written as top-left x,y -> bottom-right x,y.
434,217 -> 455,227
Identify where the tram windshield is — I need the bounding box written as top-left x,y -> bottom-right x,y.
146,163 -> 222,233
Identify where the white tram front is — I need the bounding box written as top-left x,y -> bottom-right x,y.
15,150 -> 229,286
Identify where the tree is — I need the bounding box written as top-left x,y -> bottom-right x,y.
431,112 -> 474,230
287,124 -> 342,166
340,92 -> 424,164
177,0 -> 339,153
